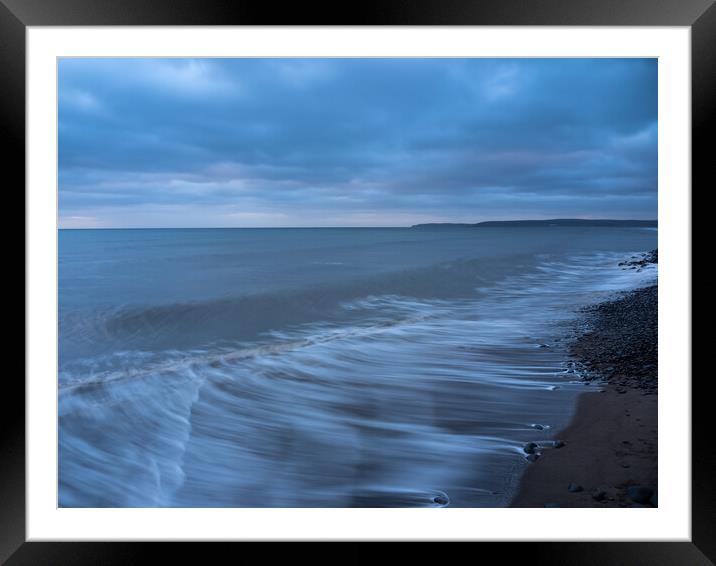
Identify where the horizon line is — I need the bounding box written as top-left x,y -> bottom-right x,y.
58,218 -> 659,230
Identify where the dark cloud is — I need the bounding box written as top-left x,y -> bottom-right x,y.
58,58 -> 657,227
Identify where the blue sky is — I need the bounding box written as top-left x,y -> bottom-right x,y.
58,58 -> 657,228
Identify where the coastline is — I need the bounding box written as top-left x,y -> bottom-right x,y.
511,254 -> 658,508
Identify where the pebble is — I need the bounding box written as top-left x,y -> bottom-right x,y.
627,486 -> 654,505
592,490 -> 607,502
433,495 -> 449,506
553,440 -> 566,449
526,453 -> 540,463
523,442 -> 539,454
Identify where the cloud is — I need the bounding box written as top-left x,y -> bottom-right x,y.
58,215 -> 105,229
58,58 -> 657,227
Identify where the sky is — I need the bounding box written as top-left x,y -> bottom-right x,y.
58,58 -> 657,228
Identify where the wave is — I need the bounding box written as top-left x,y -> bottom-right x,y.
59,254 -> 539,368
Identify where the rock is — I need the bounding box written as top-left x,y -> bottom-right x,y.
538,344 -> 550,348
523,442 -> 539,454
553,440 -> 566,448
526,453 -> 540,462
531,424 -> 545,430
627,486 -> 654,504
433,495 -> 449,506
592,490 -> 607,502
568,483 -> 584,493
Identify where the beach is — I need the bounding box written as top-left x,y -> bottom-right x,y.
511,256 -> 658,508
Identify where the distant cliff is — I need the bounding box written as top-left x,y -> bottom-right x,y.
410,219 -> 658,229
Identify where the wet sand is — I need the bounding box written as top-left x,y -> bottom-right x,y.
511,258 -> 658,508
510,384 -> 657,507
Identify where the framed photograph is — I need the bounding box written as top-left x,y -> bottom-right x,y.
7,0 -> 709,563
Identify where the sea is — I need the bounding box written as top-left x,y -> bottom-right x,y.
58,226 -> 657,507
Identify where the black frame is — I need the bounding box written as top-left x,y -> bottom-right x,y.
5,0 -> 709,563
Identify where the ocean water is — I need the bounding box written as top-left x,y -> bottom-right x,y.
58,226 -> 657,507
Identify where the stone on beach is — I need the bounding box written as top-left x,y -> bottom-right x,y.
433,494 -> 449,506
523,442 -> 539,454
592,490 -> 608,502
626,486 -> 654,505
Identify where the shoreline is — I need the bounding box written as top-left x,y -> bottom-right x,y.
511,253 -> 658,508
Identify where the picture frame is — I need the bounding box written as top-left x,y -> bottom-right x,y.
6,0 -> 709,562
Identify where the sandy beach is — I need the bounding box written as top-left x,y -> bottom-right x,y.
512,255 -> 658,508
